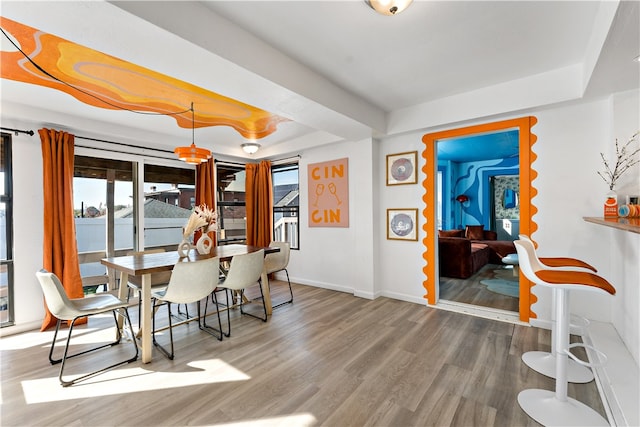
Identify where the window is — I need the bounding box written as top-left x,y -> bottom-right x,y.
272,163 -> 299,249
0,133 -> 14,326
143,164 -> 195,249
74,156 -> 195,293
216,163 -> 246,245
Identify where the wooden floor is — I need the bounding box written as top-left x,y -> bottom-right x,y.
439,264 -> 520,312
1,281 -> 606,426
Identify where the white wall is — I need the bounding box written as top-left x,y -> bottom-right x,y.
286,138 -> 377,300
377,133 -> 429,305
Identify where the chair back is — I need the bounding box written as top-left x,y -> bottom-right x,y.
264,241 -> 290,274
163,257 -> 220,304
514,240 -> 543,285
126,249 -> 172,286
36,269 -> 78,321
515,236 -> 551,273
222,249 -> 265,291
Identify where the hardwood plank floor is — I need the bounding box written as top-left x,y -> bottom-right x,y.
1,281 -> 606,426
439,264 -> 520,312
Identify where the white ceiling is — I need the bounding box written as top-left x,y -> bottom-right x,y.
1,1 -> 638,160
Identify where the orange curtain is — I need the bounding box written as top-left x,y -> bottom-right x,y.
246,160 -> 273,247
39,128 -> 84,331
195,158 -> 216,245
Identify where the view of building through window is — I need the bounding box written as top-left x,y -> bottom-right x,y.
272,163 -> 299,249
74,156 -> 195,293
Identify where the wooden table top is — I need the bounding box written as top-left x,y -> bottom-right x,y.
101,244 -> 278,276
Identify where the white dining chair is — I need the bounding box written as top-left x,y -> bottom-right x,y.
36,269 -> 138,386
152,257 -> 220,360
216,249 -> 267,337
263,241 -> 293,308
126,248 -> 173,321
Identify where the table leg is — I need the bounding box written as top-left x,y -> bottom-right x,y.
140,273 -> 152,363
261,268 -> 272,316
116,271 -> 129,337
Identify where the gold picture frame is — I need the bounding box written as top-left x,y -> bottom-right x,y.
387,208 -> 418,241
386,151 -> 418,185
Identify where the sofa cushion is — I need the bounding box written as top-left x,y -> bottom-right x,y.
439,229 -> 464,238
465,225 -> 485,240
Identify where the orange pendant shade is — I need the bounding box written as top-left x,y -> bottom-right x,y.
174,143 -> 211,164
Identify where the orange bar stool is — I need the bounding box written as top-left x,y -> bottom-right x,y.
518,235 -> 598,384
515,240 -> 614,426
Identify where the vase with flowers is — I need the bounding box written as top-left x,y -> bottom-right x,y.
178,204 -> 218,256
598,131 -> 639,217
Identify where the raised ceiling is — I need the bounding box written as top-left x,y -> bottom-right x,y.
1,1 -> 638,160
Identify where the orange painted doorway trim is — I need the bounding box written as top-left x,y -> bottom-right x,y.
421,117 -> 539,322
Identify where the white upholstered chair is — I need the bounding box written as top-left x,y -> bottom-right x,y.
152,257 -> 220,360
217,249 -> 267,337
36,269 -> 138,386
263,241 -> 293,308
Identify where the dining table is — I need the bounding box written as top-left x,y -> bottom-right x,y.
101,244 -> 279,363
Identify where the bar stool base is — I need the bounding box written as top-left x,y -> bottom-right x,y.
522,351 -> 594,383
518,389 -> 608,426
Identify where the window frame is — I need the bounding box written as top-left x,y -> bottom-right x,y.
272,162 -> 300,250
216,163 -> 247,245
1,132 -> 15,327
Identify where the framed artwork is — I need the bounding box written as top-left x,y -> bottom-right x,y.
386,151 -> 417,185
387,208 -> 418,241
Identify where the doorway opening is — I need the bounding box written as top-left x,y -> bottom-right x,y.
421,117 -> 538,323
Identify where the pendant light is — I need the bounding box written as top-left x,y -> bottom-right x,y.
174,102 -> 212,164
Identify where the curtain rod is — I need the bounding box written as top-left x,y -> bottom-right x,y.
1,127 -> 34,136
75,135 -> 175,154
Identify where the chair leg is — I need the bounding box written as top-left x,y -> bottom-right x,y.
212,289 -> 232,337
152,300 -> 175,360
240,280 -> 268,322
49,315 -> 122,365
56,308 -> 138,387
200,293 -> 224,341
272,269 -> 294,309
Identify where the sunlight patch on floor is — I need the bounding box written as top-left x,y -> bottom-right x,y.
21,359 -> 250,404
211,413 -> 317,427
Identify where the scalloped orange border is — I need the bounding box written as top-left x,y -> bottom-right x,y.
421,116 -> 538,322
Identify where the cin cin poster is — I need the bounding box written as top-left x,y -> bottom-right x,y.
308,158 -> 349,227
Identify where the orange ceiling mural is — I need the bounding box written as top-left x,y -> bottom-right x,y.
0,17 -> 288,139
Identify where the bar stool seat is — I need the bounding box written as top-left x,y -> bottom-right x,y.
518,235 -> 599,384
515,240 -> 615,427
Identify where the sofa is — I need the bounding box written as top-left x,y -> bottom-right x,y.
438,226 -> 516,279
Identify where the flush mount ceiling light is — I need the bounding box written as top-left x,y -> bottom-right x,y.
241,142 -> 261,154
365,0 -> 413,16
174,102 -> 212,164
